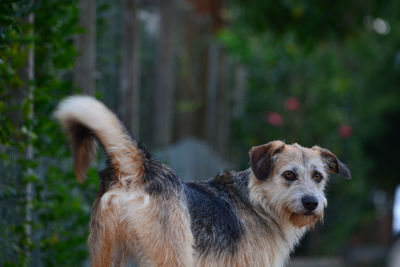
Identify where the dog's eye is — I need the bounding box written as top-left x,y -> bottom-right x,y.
282,171 -> 296,181
312,171 -> 323,183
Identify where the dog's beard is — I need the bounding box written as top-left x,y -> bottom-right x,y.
289,212 -> 322,228
281,204 -> 323,228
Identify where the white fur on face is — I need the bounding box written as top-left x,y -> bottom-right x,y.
250,144 -> 329,228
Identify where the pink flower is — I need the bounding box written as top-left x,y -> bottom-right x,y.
285,97 -> 300,111
339,124 -> 352,138
266,112 -> 283,126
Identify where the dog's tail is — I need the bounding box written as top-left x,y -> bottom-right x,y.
55,95 -> 146,183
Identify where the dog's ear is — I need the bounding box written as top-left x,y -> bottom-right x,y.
312,146 -> 351,179
249,141 -> 285,180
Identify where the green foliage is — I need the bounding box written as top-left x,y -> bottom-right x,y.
221,0 -> 400,254
230,0 -> 386,46
1,0 -> 98,266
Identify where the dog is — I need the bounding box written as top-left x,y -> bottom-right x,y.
55,96 -> 351,267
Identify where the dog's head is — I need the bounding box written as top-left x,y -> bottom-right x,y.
248,140 -> 351,228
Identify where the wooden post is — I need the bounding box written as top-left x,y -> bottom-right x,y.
215,50 -> 230,155
154,0 -> 175,147
120,0 -> 141,137
205,42 -> 219,144
74,0 -> 96,95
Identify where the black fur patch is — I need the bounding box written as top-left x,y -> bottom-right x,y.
184,176 -> 244,254
137,140 -> 152,159
141,159 -> 182,198
98,166 -> 117,197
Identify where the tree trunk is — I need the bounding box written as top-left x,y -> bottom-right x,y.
153,0 -> 175,147
120,0 -> 141,138
74,0 -> 96,95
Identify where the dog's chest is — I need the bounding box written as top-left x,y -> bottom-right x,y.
183,180 -> 306,267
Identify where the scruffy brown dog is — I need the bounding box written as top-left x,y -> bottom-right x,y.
55,96 -> 351,267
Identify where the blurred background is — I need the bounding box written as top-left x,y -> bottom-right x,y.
1,0 -> 400,266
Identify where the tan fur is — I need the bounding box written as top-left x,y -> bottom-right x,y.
89,184 -> 193,267
244,142 -> 331,266
192,140 -> 331,267
56,96 -> 193,267
289,213 -> 320,228
54,96 -> 144,182
56,97 -> 349,267
194,205 -> 306,267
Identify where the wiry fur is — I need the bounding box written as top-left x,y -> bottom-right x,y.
55,96 -> 351,267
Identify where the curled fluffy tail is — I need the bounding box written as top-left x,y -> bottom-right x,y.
55,96 -> 145,182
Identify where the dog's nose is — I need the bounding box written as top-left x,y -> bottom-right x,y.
302,196 -> 318,211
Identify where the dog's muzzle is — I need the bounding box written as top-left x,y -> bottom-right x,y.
301,196 -> 318,212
